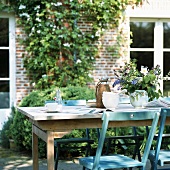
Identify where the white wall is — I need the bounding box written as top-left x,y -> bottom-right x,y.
0,109 -> 11,130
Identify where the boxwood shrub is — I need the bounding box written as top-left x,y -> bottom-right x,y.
9,86 -> 96,158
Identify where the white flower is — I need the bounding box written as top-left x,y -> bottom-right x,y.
95,31 -> 100,37
58,35 -> 63,38
63,43 -> 70,47
37,30 -> 41,34
31,27 -> 35,31
76,59 -> 82,64
140,66 -> 148,75
19,5 -> 26,10
88,73 -> 92,78
52,2 -> 62,6
101,1 -> 104,6
36,18 -> 41,22
42,74 -> 47,78
19,13 -> 30,18
34,5 -> 40,10
32,82 -> 36,86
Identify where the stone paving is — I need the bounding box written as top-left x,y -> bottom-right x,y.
1,146 -> 170,170
0,146 -> 82,170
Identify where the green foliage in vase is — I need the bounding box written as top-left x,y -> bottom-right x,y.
113,59 -> 164,101
6,86 -> 95,157
130,90 -> 148,102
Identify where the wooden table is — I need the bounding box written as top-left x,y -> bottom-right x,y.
17,104 -> 162,170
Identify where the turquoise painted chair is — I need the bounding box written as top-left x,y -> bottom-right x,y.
104,125 -> 144,161
104,97 -> 145,161
54,100 -> 95,170
79,110 -> 160,170
148,108 -> 170,170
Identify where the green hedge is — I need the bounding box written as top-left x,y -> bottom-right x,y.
2,86 -> 96,158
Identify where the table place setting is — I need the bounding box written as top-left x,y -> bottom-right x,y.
145,97 -> 170,108
40,105 -> 105,115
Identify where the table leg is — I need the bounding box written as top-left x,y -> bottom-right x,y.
47,131 -> 54,170
32,128 -> 39,170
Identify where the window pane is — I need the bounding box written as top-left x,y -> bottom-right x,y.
163,81 -> 170,97
164,22 -> 170,48
130,22 -> 154,48
0,18 -> 9,47
163,52 -> 170,76
130,51 -> 153,70
0,50 -> 9,78
0,81 -> 9,108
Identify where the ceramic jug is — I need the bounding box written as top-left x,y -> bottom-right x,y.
96,78 -> 111,108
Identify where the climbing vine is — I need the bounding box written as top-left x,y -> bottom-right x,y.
0,0 -> 143,89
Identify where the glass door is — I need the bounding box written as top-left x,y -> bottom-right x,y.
0,14 -> 15,130
163,22 -> 170,96
0,18 -> 10,108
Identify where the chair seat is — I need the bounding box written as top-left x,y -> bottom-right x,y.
79,155 -> 144,169
149,150 -> 170,166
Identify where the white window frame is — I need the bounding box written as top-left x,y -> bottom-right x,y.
130,18 -> 170,93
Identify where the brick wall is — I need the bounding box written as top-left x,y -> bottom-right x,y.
88,17 -> 130,88
15,17 -> 33,104
15,17 -> 129,104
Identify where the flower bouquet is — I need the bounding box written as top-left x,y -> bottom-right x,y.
113,59 -> 163,102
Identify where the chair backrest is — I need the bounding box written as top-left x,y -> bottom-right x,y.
152,108 -> 170,164
93,110 -> 160,169
62,100 -> 86,106
62,100 -> 90,137
45,100 -> 87,106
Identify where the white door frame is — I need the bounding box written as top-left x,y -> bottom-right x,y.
0,12 -> 16,130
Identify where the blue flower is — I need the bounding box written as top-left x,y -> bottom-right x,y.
112,79 -> 122,87
131,79 -> 138,85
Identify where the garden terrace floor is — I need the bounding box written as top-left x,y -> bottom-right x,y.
1,146 -> 170,170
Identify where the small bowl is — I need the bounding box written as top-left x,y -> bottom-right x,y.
102,92 -> 120,109
45,103 -> 62,112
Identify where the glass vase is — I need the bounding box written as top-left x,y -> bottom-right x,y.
130,90 -> 148,108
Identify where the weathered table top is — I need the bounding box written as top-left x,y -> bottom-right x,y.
17,104 -> 161,121
17,104 -> 163,170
